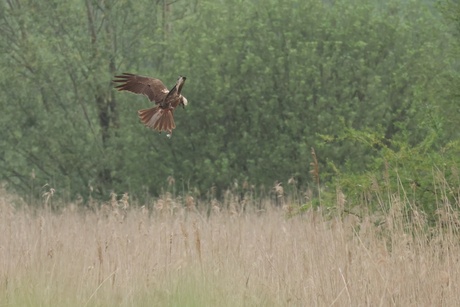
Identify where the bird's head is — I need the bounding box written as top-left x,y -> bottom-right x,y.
180,96 -> 188,109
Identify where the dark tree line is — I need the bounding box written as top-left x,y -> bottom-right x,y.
0,0 -> 457,205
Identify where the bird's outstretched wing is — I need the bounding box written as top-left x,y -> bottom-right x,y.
165,76 -> 187,98
113,73 -> 169,103
174,76 -> 187,95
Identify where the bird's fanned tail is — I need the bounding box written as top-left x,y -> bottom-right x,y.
138,106 -> 176,135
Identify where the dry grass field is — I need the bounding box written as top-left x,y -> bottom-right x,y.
1,188 -> 460,306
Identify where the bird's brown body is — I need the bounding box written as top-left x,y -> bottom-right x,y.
113,73 -> 188,136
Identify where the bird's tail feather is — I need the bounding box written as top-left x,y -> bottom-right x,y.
138,106 -> 175,133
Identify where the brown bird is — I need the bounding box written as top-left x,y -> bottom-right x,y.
113,73 -> 188,137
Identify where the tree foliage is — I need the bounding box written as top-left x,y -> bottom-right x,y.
0,0 -> 456,204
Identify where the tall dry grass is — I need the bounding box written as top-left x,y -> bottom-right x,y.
0,187 -> 460,306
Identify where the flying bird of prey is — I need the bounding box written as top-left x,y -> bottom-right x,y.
113,73 -> 188,137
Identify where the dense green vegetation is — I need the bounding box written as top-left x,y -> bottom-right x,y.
0,0 -> 458,213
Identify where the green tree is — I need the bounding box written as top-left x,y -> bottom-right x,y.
0,0 -> 454,204
0,0 -> 178,200
160,0 -> 451,194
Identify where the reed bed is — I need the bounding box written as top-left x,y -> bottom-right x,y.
0,189 -> 459,306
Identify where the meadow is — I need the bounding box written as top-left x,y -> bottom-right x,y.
1,188 -> 460,307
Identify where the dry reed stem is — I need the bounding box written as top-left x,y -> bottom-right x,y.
310,147 -> 321,205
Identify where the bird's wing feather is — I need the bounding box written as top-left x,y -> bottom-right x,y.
113,73 -> 169,103
176,77 -> 186,95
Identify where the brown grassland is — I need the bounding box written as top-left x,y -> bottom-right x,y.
0,185 -> 460,307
